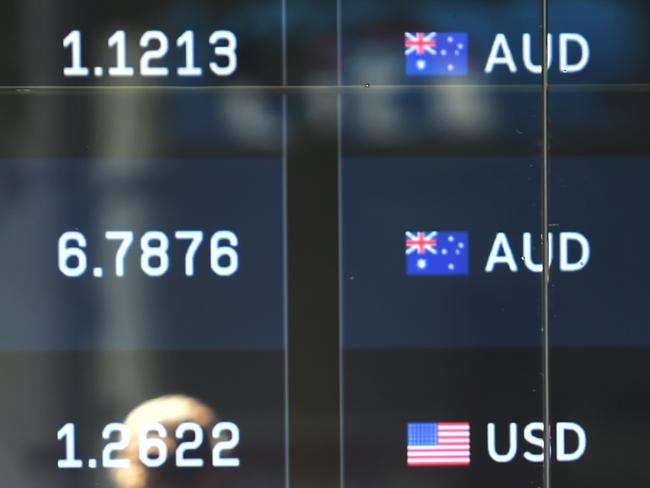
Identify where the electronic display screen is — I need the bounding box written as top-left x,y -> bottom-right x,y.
0,0 -> 649,487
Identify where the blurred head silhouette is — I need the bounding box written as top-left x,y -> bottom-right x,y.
113,394 -> 220,488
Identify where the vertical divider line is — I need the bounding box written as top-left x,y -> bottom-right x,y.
286,1 -> 341,483
283,94 -> 289,488
281,0 -> 289,485
541,0 -> 551,486
337,0 -> 344,486
282,0 -> 288,87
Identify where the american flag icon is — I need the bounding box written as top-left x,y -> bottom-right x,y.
405,32 -> 468,76
407,422 -> 471,467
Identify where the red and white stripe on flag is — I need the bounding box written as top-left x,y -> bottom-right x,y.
407,422 -> 471,467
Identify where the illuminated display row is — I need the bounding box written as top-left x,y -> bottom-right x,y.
63,30 -> 238,78
58,230 -> 239,278
58,421 -> 240,469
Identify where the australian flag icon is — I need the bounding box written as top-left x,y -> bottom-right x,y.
406,231 -> 469,276
405,32 -> 468,76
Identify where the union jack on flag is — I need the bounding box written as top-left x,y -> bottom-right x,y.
405,32 -> 468,76
406,230 -> 469,276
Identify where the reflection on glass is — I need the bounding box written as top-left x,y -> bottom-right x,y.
113,395 -> 221,488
